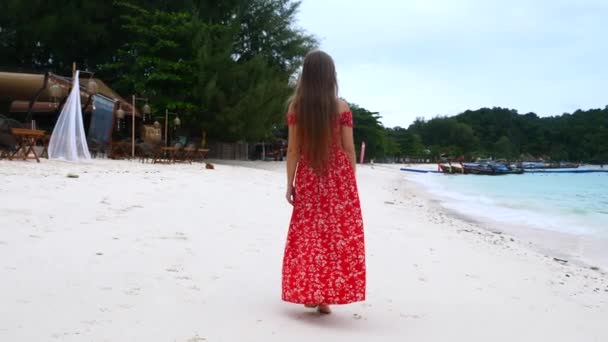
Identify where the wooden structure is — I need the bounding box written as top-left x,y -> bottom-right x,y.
0,71 -> 140,160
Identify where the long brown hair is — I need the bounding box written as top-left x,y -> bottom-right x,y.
290,50 -> 338,173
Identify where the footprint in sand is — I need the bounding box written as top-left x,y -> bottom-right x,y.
51,332 -> 81,339
124,288 -> 141,296
400,313 -> 422,319
118,205 -> 144,213
166,265 -> 184,273
159,232 -> 188,241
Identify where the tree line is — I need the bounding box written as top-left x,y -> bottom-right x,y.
1,0 -> 315,142
1,1 -> 606,162
351,106 -> 608,163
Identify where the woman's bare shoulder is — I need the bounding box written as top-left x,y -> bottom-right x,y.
287,100 -> 296,114
337,99 -> 351,113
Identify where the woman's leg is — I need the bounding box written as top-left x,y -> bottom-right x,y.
317,304 -> 331,314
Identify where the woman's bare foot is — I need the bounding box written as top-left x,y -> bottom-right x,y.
317,304 -> 331,314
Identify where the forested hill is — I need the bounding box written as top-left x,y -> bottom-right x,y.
409,107 -> 608,162
353,105 -> 608,163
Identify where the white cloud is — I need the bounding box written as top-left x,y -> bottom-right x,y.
297,0 -> 608,127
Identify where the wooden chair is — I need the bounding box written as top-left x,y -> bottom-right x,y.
138,142 -> 162,163
0,132 -> 14,160
0,134 -> 13,159
0,118 -> 22,160
40,134 -> 51,159
180,142 -> 199,164
110,140 -> 131,159
87,138 -> 101,158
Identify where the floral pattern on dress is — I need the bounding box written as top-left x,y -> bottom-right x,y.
282,111 -> 366,305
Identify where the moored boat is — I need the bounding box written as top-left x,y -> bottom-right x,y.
439,159 -> 524,175
520,161 -> 580,169
463,162 -> 524,175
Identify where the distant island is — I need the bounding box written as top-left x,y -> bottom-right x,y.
348,105 -> 608,164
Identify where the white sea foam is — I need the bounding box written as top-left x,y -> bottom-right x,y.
409,171 -> 608,238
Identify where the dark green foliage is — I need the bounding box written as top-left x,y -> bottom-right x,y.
0,0 -> 123,73
350,103 -> 385,161
351,106 -> 607,163
409,107 -> 608,162
1,0 -> 316,142
2,1 -> 605,160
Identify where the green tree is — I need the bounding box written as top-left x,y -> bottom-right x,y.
406,106 -> 608,163
493,136 -> 514,159
386,127 -> 425,160
101,2 -> 197,118
192,0 -> 316,141
349,103 -> 388,161
0,0 -> 127,73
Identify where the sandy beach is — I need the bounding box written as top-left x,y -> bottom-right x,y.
1,159 -> 607,342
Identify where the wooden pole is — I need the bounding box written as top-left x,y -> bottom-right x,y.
360,141 -> 366,164
132,94 -> 135,157
165,109 -> 169,147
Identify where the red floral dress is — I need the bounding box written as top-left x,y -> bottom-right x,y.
282,111 -> 366,305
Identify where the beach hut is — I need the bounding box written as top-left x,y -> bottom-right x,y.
0,71 -> 140,157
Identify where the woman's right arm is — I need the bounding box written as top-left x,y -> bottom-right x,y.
341,125 -> 357,172
339,101 -> 356,172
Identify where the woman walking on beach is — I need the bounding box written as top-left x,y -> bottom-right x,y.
282,50 -> 366,314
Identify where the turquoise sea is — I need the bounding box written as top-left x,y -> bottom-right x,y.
410,167 -> 608,267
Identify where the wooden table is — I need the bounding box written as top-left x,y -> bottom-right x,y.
154,147 -> 178,164
9,128 -> 46,163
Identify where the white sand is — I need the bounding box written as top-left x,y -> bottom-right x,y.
0,159 -> 607,341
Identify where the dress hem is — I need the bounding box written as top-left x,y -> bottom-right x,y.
281,296 -> 366,305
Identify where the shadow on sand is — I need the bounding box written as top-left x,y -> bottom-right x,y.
281,307 -> 363,330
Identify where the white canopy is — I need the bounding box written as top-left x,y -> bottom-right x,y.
48,71 -> 91,162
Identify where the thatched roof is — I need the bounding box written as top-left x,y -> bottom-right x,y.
0,71 -> 139,116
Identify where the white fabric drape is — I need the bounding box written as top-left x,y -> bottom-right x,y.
48,70 -> 91,161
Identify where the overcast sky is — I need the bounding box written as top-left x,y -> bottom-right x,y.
296,0 -> 608,128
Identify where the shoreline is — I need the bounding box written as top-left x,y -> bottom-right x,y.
396,163 -> 608,272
